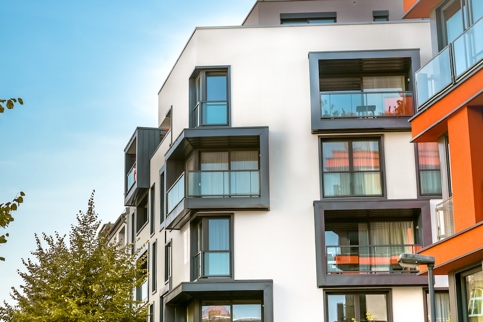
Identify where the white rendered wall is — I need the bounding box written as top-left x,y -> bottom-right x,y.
392,287 -> 426,322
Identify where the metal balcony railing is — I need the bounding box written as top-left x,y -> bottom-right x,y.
416,18 -> 483,109
436,197 -> 454,241
326,244 -> 422,274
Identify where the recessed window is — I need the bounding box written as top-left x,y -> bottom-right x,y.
151,242 -> 157,293
136,196 -> 148,233
136,251 -> 148,301
321,138 -> 383,197
150,184 -> 156,235
201,301 -> 262,322
373,10 -> 389,21
164,241 -> 172,285
159,172 -> 165,225
281,12 -> 336,24
327,292 -> 389,322
417,142 -> 442,196
190,68 -> 229,127
192,217 -> 232,279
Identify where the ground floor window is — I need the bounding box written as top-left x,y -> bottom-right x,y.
201,301 -> 262,322
426,292 -> 450,322
327,291 -> 389,322
459,267 -> 483,322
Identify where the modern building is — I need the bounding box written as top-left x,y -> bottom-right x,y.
402,0 -> 483,322
118,0 -> 454,321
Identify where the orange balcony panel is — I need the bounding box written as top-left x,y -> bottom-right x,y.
411,68 -> 483,142
403,0 -> 439,18
418,222 -> 483,274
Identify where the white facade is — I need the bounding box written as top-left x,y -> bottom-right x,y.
119,1 -> 443,321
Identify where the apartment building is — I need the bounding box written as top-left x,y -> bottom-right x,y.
119,1 -> 444,321
402,1 -> 483,322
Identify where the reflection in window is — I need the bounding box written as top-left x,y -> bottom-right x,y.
192,70 -> 229,127
417,143 -> 442,195
322,139 -> 382,197
466,270 -> 483,322
427,292 -> 451,322
202,302 -> 262,322
327,293 -> 388,322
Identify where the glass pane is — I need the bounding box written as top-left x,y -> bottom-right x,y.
352,141 -> 379,171
443,0 -> 464,44
201,152 -> 229,170
420,170 -> 442,195
323,142 -> 350,172
233,304 -> 262,321
427,292 -> 450,322
230,151 -> 259,170
470,0 -> 483,25
202,305 -> 231,322
453,18 -> 483,78
328,294 -> 356,322
324,173 -> 352,196
208,219 -> 230,250
202,102 -> 228,125
204,251 -> 230,276
466,270 -> 483,321
418,143 -> 441,170
230,171 -> 260,196
362,294 -> 388,322
353,172 -> 382,195
206,74 -> 227,101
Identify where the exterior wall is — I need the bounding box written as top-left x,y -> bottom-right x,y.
243,0 -> 405,25
145,15 -> 434,322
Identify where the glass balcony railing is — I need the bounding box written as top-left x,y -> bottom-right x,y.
436,197 -> 454,241
126,162 -> 136,192
320,91 -> 414,118
167,173 -> 185,214
416,18 -> 483,108
187,170 -> 260,197
326,244 -> 421,274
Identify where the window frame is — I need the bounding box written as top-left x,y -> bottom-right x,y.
190,214 -> 234,281
373,10 -> 389,21
189,66 -> 231,128
200,300 -> 263,322
456,265 -> 483,322
150,184 -> 156,235
151,241 -> 157,294
164,240 -> 172,288
320,135 -> 385,199
159,168 -> 166,229
324,289 -> 393,322
415,142 -> 443,198
280,12 -> 337,24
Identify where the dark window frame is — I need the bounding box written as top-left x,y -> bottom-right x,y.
309,49 -> 421,133
151,241 -> 157,294
324,289 -> 393,322
159,168 -> 166,229
319,135 -> 386,199
456,264 -> 483,322
150,184 -> 156,236
314,199 -> 432,287
164,239 -> 172,288
373,10 -> 389,21
281,12 -> 336,24
200,300 -> 263,322
190,214 -> 234,281
415,142 -> 443,198
136,194 -> 149,234
189,66 -> 231,128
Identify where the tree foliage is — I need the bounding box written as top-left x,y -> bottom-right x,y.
0,192 -> 148,322
0,98 -> 23,114
0,192 -> 25,261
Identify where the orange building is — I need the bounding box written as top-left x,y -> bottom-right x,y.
403,0 -> 483,321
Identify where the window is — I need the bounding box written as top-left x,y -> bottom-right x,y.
136,251 -> 148,301
201,301 -> 262,322
281,12 -> 336,24
417,143 -> 442,196
159,172 -> 165,225
149,303 -> 154,322
373,10 -> 389,21
151,242 -> 157,293
325,213 -> 419,274
136,196 -> 148,233
459,267 -> 483,322
150,184 -> 156,235
426,292 -> 450,322
190,68 -> 229,127
164,241 -> 172,285
159,295 -> 164,322
327,292 -> 389,322
321,138 -> 383,197
192,217 -> 232,280
188,151 -> 260,198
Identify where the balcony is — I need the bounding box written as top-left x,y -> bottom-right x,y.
416,18 -> 483,109
163,127 -> 270,230
321,91 -> 414,118
436,197 -> 454,241
126,162 -> 136,192
327,244 -> 421,274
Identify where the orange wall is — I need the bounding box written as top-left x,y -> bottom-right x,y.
447,106 -> 483,231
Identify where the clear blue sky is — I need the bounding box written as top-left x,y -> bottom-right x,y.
0,0 -> 254,303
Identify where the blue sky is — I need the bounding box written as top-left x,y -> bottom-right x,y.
0,0 -> 254,303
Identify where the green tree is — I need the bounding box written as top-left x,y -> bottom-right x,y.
0,192 -> 25,261
0,192 -> 148,322
0,98 -> 23,113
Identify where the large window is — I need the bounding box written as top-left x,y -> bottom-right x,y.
426,292 -> 451,322
459,267 -> 483,322
417,143 -> 442,196
136,196 -> 148,233
192,217 -> 232,280
191,69 -> 229,127
136,251 -> 148,301
321,138 -> 383,197
188,150 -> 260,198
327,292 -> 389,322
201,301 -> 262,322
